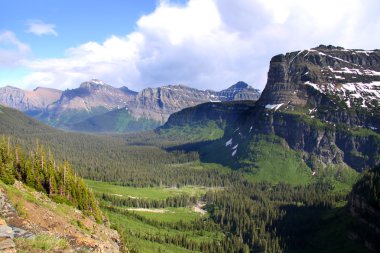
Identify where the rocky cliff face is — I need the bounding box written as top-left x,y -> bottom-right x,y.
257,45 -> 380,128
130,85 -> 216,122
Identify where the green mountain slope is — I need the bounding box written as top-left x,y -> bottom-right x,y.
72,107 -> 161,133
0,104 -> 56,134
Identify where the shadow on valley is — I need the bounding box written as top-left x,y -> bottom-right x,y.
165,138 -> 241,169
275,205 -> 366,253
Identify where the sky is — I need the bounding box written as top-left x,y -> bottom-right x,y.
1,0 -> 380,91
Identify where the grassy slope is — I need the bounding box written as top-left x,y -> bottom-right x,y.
199,135 -> 315,186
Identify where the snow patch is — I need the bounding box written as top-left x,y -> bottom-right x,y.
305,81 -> 322,93
265,103 -> 284,111
225,138 -> 233,147
232,150 -> 237,157
232,144 -> 238,150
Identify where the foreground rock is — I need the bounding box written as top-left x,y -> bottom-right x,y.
0,182 -> 121,252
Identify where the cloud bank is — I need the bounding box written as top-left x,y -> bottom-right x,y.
0,31 -> 30,67
17,0 -> 380,90
26,20 -> 58,36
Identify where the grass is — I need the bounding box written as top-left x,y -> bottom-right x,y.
242,136 -> 313,185
15,234 -> 70,252
346,126 -> 380,137
314,164 -> 361,193
86,180 -> 208,200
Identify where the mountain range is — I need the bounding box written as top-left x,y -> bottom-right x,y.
0,80 -> 260,132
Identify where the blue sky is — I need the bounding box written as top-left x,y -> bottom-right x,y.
1,0 -> 160,57
1,0 -> 380,91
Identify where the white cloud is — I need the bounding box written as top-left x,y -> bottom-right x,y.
0,31 -> 30,67
20,0 -> 380,91
26,20 -> 58,36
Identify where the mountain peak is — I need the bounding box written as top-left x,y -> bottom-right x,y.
79,79 -> 108,89
119,86 -> 137,93
217,81 -> 260,101
228,81 -> 250,90
312,44 -> 345,51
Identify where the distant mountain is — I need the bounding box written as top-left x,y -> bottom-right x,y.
161,45 -> 380,177
216,81 -> 260,101
39,79 -> 136,127
0,79 -> 260,132
0,86 -> 62,115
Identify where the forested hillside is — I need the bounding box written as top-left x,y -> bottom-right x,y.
0,135 -> 102,221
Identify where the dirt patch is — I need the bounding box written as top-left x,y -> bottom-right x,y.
126,208 -> 169,213
192,201 -> 207,216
